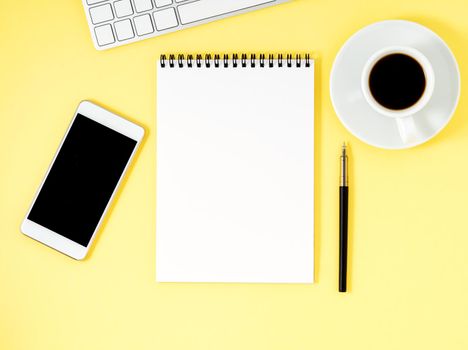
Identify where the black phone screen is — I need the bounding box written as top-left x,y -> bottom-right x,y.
28,114 -> 137,246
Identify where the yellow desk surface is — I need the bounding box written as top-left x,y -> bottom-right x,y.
1,0 -> 468,349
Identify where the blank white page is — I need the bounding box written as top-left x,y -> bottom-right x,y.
156,56 -> 314,283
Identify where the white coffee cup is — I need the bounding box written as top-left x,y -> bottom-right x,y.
361,46 -> 435,144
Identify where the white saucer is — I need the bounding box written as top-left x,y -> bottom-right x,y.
330,20 -> 460,149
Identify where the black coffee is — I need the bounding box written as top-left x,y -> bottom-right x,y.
369,53 -> 426,110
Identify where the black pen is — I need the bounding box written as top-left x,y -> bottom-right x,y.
339,143 -> 349,292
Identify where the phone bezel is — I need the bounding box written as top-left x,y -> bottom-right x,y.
20,101 -> 144,260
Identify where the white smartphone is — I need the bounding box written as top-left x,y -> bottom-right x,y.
21,101 -> 144,260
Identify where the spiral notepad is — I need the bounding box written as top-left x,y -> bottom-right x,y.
156,53 -> 315,283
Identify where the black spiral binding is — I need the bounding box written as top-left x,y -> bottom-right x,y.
160,53 -> 311,68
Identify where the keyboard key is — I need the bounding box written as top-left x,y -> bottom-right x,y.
89,4 -> 114,24
94,24 -> 115,46
178,0 -> 274,24
133,0 -> 153,13
153,8 -> 178,31
134,14 -> 154,35
155,0 -> 172,7
114,0 -> 133,18
114,19 -> 135,40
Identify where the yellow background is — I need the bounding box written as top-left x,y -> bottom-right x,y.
1,0 -> 468,349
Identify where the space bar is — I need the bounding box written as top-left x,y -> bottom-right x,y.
178,0 -> 275,25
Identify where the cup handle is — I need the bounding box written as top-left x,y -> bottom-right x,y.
396,116 -> 419,145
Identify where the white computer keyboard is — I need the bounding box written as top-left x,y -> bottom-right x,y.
82,0 -> 289,50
